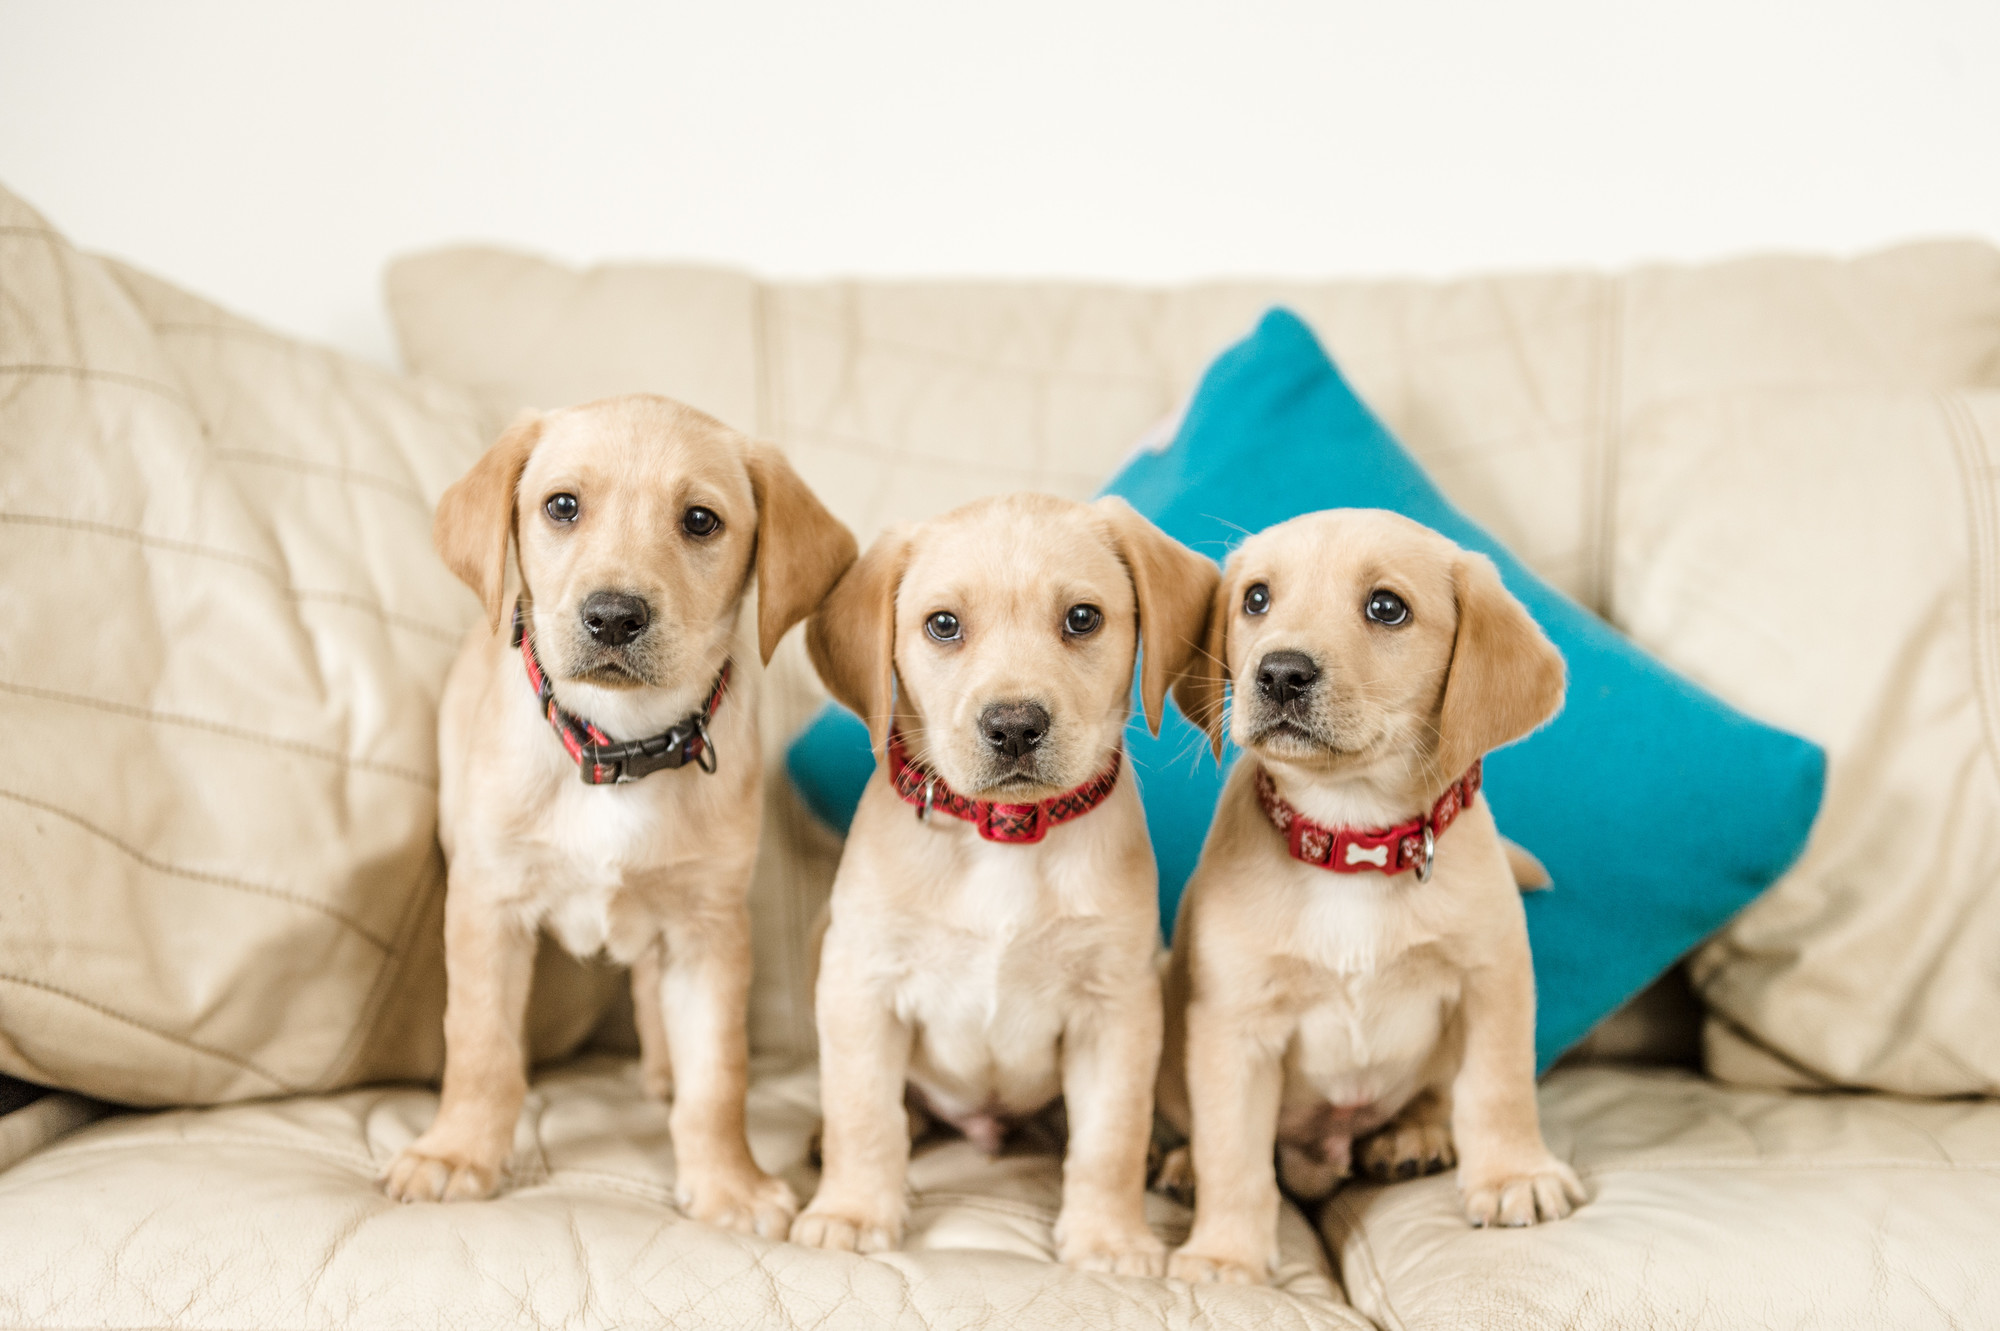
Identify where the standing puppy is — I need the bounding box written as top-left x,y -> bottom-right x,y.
383,396 -> 856,1239
793,494 -> 1215,1274
1159,509 -> 1583,1285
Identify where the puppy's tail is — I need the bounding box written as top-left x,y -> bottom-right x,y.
1503,838 -> 1553,892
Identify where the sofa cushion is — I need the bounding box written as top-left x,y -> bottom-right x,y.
1615,388 -> 2000,1096
0,1056 -> 1362,1330
1321,1065 -> 2000,1330
0,184 -> 619,1105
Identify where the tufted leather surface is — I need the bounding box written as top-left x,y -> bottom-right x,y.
1323,1066 -> 2000,1329
0,1055 -> 1358,1329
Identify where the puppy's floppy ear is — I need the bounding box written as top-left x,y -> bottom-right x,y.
1094,497 -> 1220,737
433,412 -> 542,634
744,441 -> 859,664
1173,563 -> 1235,759
806,527 -> 912,754
1433,551 -> 1566,783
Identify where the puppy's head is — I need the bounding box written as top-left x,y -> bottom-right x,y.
808,494 -> 1216,800
1175,509 -> 1563,790
433,396 -> 856,699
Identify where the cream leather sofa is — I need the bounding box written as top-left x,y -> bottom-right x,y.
3,177 -> 1998,1328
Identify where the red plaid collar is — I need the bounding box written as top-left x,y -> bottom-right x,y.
513,600 -> 729,786
885,728 -> 1121,844
1254,759 -> 1482,882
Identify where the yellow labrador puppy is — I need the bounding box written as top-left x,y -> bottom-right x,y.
792,494 -> 1215,1274
1159,508 -> 1583,1284
383,395 -> 856,1239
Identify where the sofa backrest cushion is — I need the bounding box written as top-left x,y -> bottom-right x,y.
0,185 -> 619,1106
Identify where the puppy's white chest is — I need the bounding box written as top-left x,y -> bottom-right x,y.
530,782 -> 661,956
1293,875 -> 1423,975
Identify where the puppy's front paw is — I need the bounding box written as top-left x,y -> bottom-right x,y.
789,1201 -> 903,1254
1358,1118 -> 1456,1181
675,1166 -> 799,1239
1167,1245 -> 1267,1285
382,1139 -> 504,1203
1460,1157 -> 1585,1227
1054,1213 -> 1167,1277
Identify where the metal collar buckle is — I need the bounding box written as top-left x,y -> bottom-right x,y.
579,714 -> 715,785
1413,823 -> 1438,884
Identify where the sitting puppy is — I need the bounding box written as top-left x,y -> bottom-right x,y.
383,396 -> 856,1239
1158,508 -> 1583,1285
792,494 -> 1216,1274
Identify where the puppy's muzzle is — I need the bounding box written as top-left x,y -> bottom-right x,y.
581,590 -> 651,647
979,701 -> 1049,766
1256,650 -> 1319,708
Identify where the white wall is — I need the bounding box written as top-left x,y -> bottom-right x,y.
4,0 -> 1997,367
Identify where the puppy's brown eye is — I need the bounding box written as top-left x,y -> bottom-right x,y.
1366,589 -> 1410,626
1243,583 -> 1271,616
682,506 -> 720,538
1063,604 -> 1103,637
926,611 -> 961,643
544,493 -> 579,523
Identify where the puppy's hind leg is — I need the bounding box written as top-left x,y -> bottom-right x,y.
1276,1132 -> 1351,1202
1357,1088 -> 1457,1180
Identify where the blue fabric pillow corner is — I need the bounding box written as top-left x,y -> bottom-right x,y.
787,308 -> 1825,1069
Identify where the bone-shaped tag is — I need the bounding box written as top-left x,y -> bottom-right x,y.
1344,842 -> 1389,867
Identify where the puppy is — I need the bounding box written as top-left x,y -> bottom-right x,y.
383,395 -> 856,1239
1158,508 -> 1583,1285
791,494 -> 1216,1273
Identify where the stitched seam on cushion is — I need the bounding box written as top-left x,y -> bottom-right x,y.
140,318 -> 487,434
0,787 -> 392,948
0,512 -> 463,644
0,679 -> 435,787
0,973 -> 296,1092
212,448 -> 430,509
1324,1191 -> 1405,1331
1939,392 -> 2000,779
0,362 -> 189,406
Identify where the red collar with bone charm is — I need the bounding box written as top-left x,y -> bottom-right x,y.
513,600 -> 729,786
885,728 -> 1121,844
1253,759 -> 1482,882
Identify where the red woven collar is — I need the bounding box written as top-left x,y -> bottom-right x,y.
885,728 -> 1121,844
1254,759 -> 1482,881
513,600 -> 729,786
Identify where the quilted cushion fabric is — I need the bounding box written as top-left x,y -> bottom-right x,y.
0,184 -> 620,1104
385,243 -> 2000,1091
0,1055 -> 1360,1330
1321,1065 -> 2000,1329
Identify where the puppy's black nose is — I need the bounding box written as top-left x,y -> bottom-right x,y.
979,702 -> 1050,760
580,591 -> 650,647
1256,650 -> 1319,705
